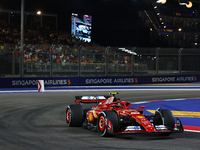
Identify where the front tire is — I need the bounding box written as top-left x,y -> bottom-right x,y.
153,108 -> 175,136
66,105 -> 84,127
161,109 -> 175,130
97,111 -> 119,137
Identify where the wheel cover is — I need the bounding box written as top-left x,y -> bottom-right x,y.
99,116 -> 106,132
66,109 -> 70,123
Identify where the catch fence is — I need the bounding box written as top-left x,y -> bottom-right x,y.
0,44 -> 200,77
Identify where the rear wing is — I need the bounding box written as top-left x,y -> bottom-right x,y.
75,96 -> 110,104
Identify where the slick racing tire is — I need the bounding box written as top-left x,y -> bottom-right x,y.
97,111 -> 119,137
161,109 -> 175,130
66,105 -> 84,127
153,108 -> 175,136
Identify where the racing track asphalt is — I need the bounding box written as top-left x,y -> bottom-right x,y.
0,90 -> 200,150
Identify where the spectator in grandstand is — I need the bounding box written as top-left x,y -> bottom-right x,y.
55,57 -> 61,64
96,60 -> 104,70
66,58 -> 71,64
87,58 -> 93,64
82,58 -> 87,65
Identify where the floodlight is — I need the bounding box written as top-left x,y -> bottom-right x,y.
186,1 -> 193,8
37,11 -> 41,15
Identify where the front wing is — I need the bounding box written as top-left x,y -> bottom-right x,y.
114,129 -> 180,135
114,118 -> 184,135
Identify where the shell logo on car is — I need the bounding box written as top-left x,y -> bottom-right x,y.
89,113 -> 93,121
137,116 -> 144,119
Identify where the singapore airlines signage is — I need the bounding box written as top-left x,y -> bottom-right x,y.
12,79 -> 69,86
85,78 -> 135,85
152,76 -> 196,83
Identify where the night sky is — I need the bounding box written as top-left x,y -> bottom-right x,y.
0,0 -> 148,46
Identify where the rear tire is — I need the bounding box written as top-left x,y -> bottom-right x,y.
97,111 -> 119,137
66,105 -> 84,127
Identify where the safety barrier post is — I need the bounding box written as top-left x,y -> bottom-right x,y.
78,46 -> 82,77
178,48 -> 183,75
105,46 -> 110,76
131,47 -> 137,76
50,45 -> 54,77
20,0 -> 25,77
12,46 -> 18,75
156,47 -> 160,75
19,44 -> 25,77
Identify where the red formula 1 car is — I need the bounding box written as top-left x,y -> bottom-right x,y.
66,92 -> 184,137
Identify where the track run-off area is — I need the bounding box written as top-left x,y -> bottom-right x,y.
0,85 -> 200,150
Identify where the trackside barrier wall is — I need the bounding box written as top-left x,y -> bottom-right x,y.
0,74 -> 199,88
1,45 -> 200,88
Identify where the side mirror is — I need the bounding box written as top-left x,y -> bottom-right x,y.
139,106 -> 145,108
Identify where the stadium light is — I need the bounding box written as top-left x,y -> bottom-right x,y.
37,11 -> 41,15
118,48 -> 137,55
37,11 -> 42,28
186,1 -> 193,8
179,2 -> 186,5
161,0 -> 167,4
179,1 -> 193,8
156,0 -> 167,4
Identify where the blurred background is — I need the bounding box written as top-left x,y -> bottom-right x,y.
0,0 -> 200,78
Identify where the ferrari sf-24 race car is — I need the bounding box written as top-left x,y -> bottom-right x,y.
66,92 -> 184,137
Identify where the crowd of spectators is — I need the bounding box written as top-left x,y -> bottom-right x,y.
0,22 -> 81,46
0,22 -> 133,73
0,23 -> 99,59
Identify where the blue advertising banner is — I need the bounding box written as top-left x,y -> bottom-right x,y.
82,76 -> 137,86
150,74 -> 198,83
0,77 -> 80,88
0,74 -> 199,88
